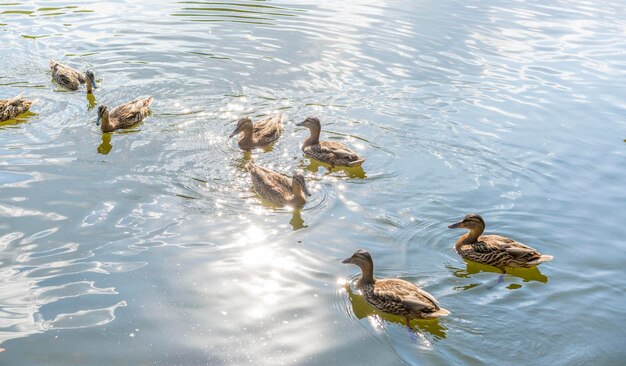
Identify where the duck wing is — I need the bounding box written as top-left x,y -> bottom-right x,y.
109,97 -> 153,129
253,114 -> 284,145
318,141 -> 361,161
374,279 -> 439,312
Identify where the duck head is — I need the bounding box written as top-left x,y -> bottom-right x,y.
96,105 -> 109,126
448,214 -> 485,231
341,249 -> 373,267
85,70 -> 97,91
296,116 -> 321,130
292,172 -> 311,197
229,117 -> 253,138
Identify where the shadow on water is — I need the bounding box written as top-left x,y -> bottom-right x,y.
447,259 -> 548,291
97,133 -> 112,155
344,282 -> 447,340
302,158 -> 367,179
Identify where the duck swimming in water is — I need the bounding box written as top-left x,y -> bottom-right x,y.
247,161 -> 311,207
97,97 -> 153,133
448,214 -> 553,268
229,114 -> 284,151
0,94 -> 32,122
49,60 -> 97,93
342,249 -> 449,325
297,117 -> 365,168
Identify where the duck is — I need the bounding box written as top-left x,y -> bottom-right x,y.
0,94 -> 32,122
341,249 -> 450,325
96,97 -> 153,133
296,117 -> 365,168
229,113 -> 284,151
448,214 -> 553,268
49,60 -> 97,93
247,162 -> 311,207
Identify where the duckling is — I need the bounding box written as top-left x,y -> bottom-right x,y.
448,214 -> 553,268
342,249 -> 450,325
297,117 -> 365,168
97,97 -> 153,133
229,114 -> 284,151
247,161 -> 311,207
49,60 -> 97,93
0,94 -> 32,122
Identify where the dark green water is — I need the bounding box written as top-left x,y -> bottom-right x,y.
1,1 -> 625,365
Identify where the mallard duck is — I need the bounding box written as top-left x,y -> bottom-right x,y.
247,162 -> 311,207
296,117 -> 365,167
0,94 -> 32,122
341,249 -> 450,325
49,60 -> 97,93
96,97 -> 153,133
448,214 -> 553,268
246,162 -> 311,207
229,114 -> 284,151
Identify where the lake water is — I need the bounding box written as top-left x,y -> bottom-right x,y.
1,0 -> 625,364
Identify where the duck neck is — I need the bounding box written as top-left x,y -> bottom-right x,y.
304,126 -> 320,147
240,125 -> 255,143
455,225 -> 484,250
291,183 -> 306,206
100,113 -> 112,133
86,78 -> 93,94
358,260 -> 375,285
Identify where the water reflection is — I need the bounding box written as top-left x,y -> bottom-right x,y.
343,281 -> 447,340
289,208 -> 306,231
0,110 -> 36,130
97,133 -> 112,155
302,158 -> 367,179
86,93 -> 96,110
448,259 -> 548,291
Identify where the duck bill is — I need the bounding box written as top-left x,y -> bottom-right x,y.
448,221 -> 463,229
296,121 -> 305,127
302,184 -> 311,197
341,257 -> 352,264
228,128 -> 239,138
91,79 -> 98,89
96,115 -> 101,126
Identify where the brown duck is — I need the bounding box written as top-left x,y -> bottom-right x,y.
49,60 -> 97,93
229,114 -> 284,151
97,97 -> 153,133
0,94 -> 32,122
247,162 -> 311,207
342,249 -> 449,325
448,214 -> 553,268
296,117 -> 365,167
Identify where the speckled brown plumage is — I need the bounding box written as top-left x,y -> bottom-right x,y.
97,97 -> 153,133
49,60 -> 95,93
297,117 -> 365,167
0,94 -> 32,122
229,114 -> 284,151
247,162 -> 310,207
342,250 -> 449,322
449,214 -> 553,268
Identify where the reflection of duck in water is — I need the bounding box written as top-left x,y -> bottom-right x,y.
448,214 -> 553,268
97,97 -> 153,133
229,114 -> 284,151
49,60 -> 97,93
289,208 -> 307,231
247,162 -> 311,207
0,94 -> 32,122
448,260 -> 549,291
341,250 -> 449,327
297,117 -> 365,168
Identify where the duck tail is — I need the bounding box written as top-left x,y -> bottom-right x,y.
348,158 -> 366,167
425,308 -> 450,319
144,96 -> 154,107
245,161 -> 255,171
49,59 -> 58,69
536,254 -> 554,263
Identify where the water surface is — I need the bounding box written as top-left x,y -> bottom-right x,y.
1,0 -> 625,364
